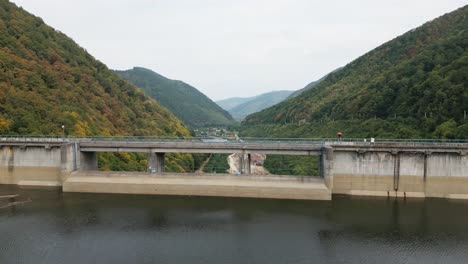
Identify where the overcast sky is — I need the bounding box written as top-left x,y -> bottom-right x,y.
10,0 -> 468,100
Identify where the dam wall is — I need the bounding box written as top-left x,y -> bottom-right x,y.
1,139 -> 468,200
332,150 -> 468,199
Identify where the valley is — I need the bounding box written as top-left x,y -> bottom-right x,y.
216,90 -> 294,121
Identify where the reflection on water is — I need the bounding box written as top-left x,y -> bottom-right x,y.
1,185 -> 468,264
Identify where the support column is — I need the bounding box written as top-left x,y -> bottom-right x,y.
242,153 -> 251,174
156,153 -> 165,173
147,152 -> 156,173
60,143 -> 78,177
321,146 -> 334,189
148,152 -> 165,173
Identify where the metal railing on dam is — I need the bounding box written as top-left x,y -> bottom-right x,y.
2,135 -> 467,156
2,135 -> 468,144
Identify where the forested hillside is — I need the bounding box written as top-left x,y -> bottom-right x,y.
287,67 -> 341,98
0,0 -> 194,171
0,1 -> 189,137
243,5 -> 468,139
115,67 -> 235,127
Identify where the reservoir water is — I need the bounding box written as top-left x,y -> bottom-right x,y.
1,185 -> 468,264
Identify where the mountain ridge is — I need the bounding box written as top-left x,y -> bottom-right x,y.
216,90 -> 294,121
288,67 -> 342,99
216,97 -> 257,111
115,67 -> 236,128
0,1 -> 189,137
243,5 -> 468,139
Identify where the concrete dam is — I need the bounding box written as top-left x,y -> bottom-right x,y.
1,137 -> 467,200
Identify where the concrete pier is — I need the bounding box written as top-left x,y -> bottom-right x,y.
0,143 -> 76,187
241,153 -> 251,174
321,146 -> 334,189
147,152 -> 165,173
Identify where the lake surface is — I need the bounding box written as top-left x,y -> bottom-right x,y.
1,185 -> 468,264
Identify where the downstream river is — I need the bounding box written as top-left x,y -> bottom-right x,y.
1,185 -> 468,264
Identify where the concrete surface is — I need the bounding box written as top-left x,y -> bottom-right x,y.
2,139 -> 468,200
63,172 -> 331,200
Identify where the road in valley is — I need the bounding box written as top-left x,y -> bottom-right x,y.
227,153 -> 269,175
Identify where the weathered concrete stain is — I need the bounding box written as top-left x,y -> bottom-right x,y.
7,146 -> 14,173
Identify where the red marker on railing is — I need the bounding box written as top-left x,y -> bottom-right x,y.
337,132 -> 343,142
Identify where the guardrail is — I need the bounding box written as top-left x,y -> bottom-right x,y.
1,135 -> 468,145
0,136 -> 67,143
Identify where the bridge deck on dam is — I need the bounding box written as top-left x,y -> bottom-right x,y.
78,141 -> 323,155
63,172 -> 331,200
2,136 -> 467,155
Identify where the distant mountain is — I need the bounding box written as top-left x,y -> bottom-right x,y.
216,97 -> 252,111
217,90 -> 294,121
219,69 -> 340,121
243,5 -> 468,139
115,67 -> 236,128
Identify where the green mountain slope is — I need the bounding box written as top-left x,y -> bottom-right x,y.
115,67 -> 235,128
227,90 -> 294,121
287,80 -> 320,99
0,0 -> 189,137
243,5 -> 468,139
288,67 -> 342,99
